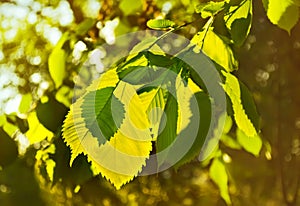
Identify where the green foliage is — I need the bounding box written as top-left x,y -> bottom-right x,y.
195,1 -> 226,18
147,19 -> 176,30
209,157 -> 231,205
156,92 -> 178,167
2,0 -> 299,205
26,112 -> 53,144
222,71 -> 258,137
263,0 -> 300,33
48,32 -> 69,89
139,87 -> 168,139
58,0 -> 264,198
224,0 -> 252,46
81,87 -> 125,144
63,69 -> 154,189
191,29 -> 238,72
18,93 -> 32,114
175,92 -> 211,169
236,128 -> 262,156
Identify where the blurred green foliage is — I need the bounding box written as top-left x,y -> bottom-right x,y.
0,0 -> 299,205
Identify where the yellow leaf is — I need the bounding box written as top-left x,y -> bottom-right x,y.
63,70 -> 152,189
26,112 -> 53,144
191,29 -> 238,72
176,75 -> 193,134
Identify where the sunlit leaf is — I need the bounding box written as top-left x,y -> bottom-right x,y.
0,115 -> 6,127
55,86 -> 73,107
195,1 -> 226,18
3,122 -> 18,137
147,19 -> 176,30
18,93 -> 32,114
222,71 -> 257,137
264,0 -> 299,33
224,0 -> 252,46
117,53 -> 148,73
139,87 -> 168,139
48,32 -> 69,88
191,29 -> 238,72
175,92 -> 211,168
49,48 -> 66,89
63,69 -> 120,164
35,144 -> 56,181
129,37 -> 158,55
223,115 -> 233,134
63,69 -> 152,189
239,81 -> 260,132
26,112 -> 53,144
176,74 -> 193,134
81,87 -> 125,144
119,66 -> 169,86
221,134 -> 241,149
236,128 -> 262,156
209,158 -> 231,205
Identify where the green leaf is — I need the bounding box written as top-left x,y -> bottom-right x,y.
175,92 -> 211,168
209,158 -> 231,205
139,87 -> 168,139
49,48 -> 66,89
119,0 -> 142,16
129,37 -> 158,55
195,1 -> 226,18
191,29 -> 238,72
222,71 -> 257,137
221,134 -> 242,149
224,0 -> 252,46
156,91 -> 178,167
223,115 -> 233,134
81,87 -> 125,144
26,112 -> 53,144
55,86 -> 72,107
35,144 -> 56,181
145,51 -> 174,67
63,69 -> 152,189
147,19 -> 176,30
264,0 -> 299,33
236,128 -> 262,156
116,52 -> 148,73
239,81 -> 260,132
18,93 -> 32,114
63,69 -> 120,164
0,115 -> 6,127
3,122 -> 18,137
119,66 -> 168,85
48,32 -> 69,88
90,81 -> 152,188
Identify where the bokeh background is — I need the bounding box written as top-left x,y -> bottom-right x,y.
0,0 -> 299,205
